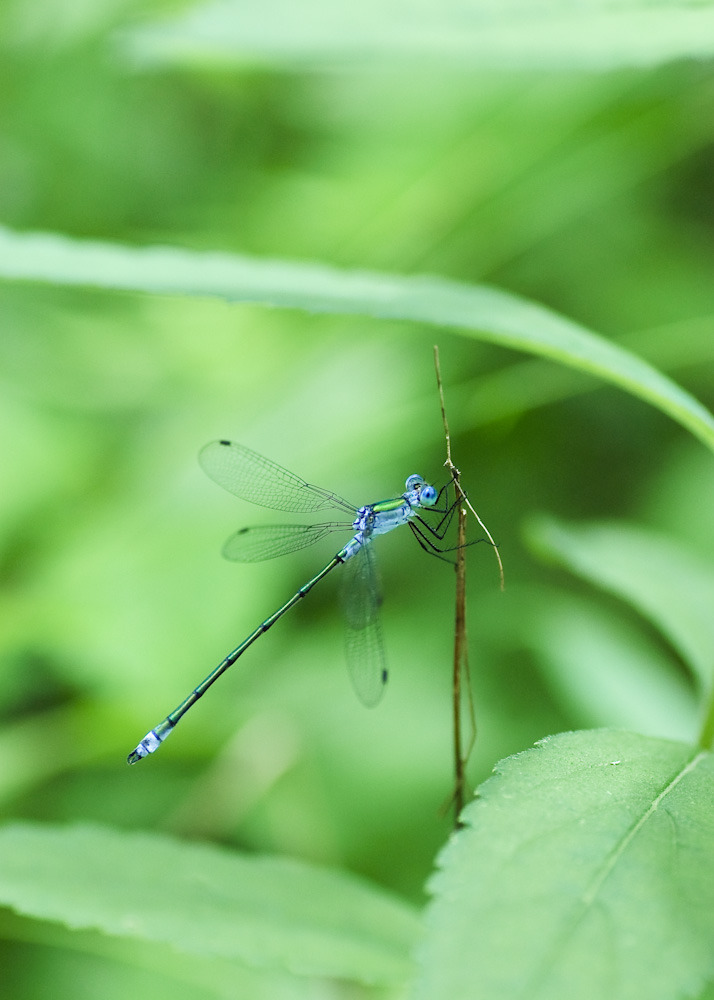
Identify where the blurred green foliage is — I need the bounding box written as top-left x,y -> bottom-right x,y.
1,1 -> 714,997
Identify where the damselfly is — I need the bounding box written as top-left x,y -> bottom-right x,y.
127,440 -> 458,764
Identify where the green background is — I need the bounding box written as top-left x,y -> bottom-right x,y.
1,2 -> 714,997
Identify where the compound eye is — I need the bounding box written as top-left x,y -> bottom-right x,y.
420,484 -> 437,506
405,474 -> 424,491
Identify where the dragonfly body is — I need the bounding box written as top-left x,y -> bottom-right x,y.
342,477 -> 434,557
127,443 -> 439,764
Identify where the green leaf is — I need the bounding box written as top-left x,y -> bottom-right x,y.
525,591 -> 697,741
0,823 -> 419,986
525,516 -> 714,690
0,226 -> 713,452
119,0 -> 714,71
411,729 -> 714,1000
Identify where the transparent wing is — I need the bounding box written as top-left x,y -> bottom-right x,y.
340,542 -> 387,708
199,440 -> 356,515
222,522 -> 352,562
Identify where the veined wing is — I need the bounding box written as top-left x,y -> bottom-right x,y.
199,441 -> 356,515
222,522 -> 351,562
341,541 -> 387,708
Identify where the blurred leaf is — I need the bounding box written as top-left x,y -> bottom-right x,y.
0,227 -> 712,453
0,822 -> 419,986
525,590 -> 697,741
0,906 -> 316,1000
466,316 -> 714,427
526,516 -> 714,690
411,729 -> 714,1000
120,0 -> 714,71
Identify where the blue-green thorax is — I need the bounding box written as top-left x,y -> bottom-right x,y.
339,474 -> 437,562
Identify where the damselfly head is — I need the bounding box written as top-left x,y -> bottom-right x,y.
405,474 -> 437,507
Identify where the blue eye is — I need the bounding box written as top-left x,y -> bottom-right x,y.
421,484 -> 437,506
406,474 -> 424,491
